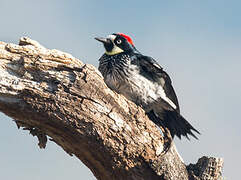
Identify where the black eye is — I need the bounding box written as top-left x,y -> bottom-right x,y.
116,39 -> 122,44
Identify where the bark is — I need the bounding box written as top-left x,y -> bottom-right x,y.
0,38 -> 223,180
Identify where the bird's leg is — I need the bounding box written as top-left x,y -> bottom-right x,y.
160,126 -> 173,154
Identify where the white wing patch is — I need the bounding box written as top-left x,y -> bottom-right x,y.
160,91 -> 177,109
155,80 -> 177,109
103,60 -> 177,110
126,64 -> 177,110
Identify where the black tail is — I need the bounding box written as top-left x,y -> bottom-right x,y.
147,110 -> 200,140
165,111 -> 200,139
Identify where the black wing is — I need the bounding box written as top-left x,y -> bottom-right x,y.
133,54 -> 180,113
132,54 -> 200,139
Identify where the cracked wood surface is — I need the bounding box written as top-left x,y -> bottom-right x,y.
0,38 -> 223,180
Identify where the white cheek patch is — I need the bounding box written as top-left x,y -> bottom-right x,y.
105,34 -> 124,55
105,45 -> 124,55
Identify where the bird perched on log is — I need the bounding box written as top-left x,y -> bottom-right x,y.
95,33 -> 199,148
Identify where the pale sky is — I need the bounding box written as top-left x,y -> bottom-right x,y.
0,0 -> 240,179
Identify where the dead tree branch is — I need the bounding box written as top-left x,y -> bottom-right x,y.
0,38 -> 223,180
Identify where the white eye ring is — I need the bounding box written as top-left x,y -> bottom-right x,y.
116,39 -> 122,44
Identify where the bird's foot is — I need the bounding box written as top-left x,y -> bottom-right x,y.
160,127 -> 173,155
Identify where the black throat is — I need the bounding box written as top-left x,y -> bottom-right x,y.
104,39 -> 114,52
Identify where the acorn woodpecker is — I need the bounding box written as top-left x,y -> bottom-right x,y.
95,33 -> 200,141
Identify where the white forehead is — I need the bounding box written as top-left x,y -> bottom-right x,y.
107,34 -> 117,41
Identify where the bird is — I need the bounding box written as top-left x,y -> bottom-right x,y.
95,33 -> 200,143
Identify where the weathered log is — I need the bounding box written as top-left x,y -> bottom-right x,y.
0,38 -> 223,180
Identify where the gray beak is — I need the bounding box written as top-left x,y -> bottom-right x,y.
95,37 -> 112,46
95,36 -> 114,53
95,37 -> 110,44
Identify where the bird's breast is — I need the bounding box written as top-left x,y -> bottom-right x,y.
99,54 -> 176,111
122,67 -> 162,108
104,64 -> 164,110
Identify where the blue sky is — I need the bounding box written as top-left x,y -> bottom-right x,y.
0,1 -> 240,179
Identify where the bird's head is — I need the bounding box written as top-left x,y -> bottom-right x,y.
95,33 -> 136,55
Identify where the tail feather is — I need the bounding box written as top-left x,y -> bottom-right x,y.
164,111 -> 200,140
147,110 -> 200,140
